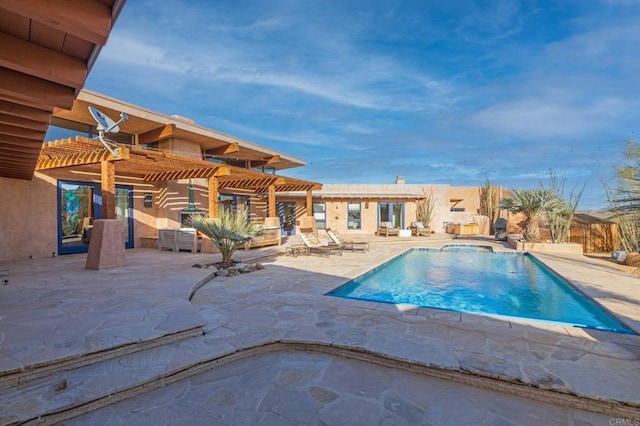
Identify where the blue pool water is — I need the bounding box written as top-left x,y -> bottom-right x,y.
328,247 -> 635,334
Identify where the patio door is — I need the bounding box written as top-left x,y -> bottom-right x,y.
58,181 -> 101,255
277,202 -> 296,236
378,202 -> 404,229
58,181 -> 135,254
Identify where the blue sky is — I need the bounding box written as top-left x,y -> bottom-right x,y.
85,0 -> 640,210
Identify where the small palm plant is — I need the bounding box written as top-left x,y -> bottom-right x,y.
500,188 -> 564,242
189,209 -> 264,267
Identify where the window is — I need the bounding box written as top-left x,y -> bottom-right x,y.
313,202 -> 326,229
347,202 -> 361,230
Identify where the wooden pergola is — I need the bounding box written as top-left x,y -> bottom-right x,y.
36,137 -> 321,218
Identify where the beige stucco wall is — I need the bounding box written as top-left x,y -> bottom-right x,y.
0,169 -> 178,262
0,165 -> 503,261
303,183 -> 489,236
0,174 -> 59,261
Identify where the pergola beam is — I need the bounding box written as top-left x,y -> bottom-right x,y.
143,167 -> 221,182
36,149 -> 119,170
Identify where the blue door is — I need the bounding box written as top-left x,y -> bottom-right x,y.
58,180 -> 101,255
58,181 -> 135,254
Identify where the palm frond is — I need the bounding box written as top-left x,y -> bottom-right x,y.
189,209 -> 265,265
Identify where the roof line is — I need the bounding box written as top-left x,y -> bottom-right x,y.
78,89 -> 306,165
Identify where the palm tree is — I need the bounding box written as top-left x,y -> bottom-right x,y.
189,209 -> 264,267
500,188 -> 564,242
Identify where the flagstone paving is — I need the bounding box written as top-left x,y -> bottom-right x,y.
0,235 -> 639,424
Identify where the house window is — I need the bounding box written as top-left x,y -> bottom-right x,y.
313,202 -> 326,229
347,202 -> 361,230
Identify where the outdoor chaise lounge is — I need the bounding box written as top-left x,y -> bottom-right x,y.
410,221 -> 431,236
327,228 -> 369,252
299,228 -> 342,257
376,221 -> 400,237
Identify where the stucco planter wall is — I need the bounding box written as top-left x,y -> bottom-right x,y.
507,235 -> 583,254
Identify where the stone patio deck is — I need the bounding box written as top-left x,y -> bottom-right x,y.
0,235 -> 639,425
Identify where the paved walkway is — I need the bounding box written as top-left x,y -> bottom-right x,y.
1,235 -> 639,424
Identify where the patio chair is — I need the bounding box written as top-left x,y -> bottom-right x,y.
327,228 -> 369,252
410,221 -> 431,237
376,221 -> 400,237
299,228 -> 341,257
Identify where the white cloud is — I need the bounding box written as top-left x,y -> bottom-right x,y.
99,22 -> 458,112
100,34 -> 192,74
469,97 -> 627,138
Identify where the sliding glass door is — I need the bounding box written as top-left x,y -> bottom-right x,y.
58,181 -> 135,254
58,181 -> 100,255
378,202 -> 404,229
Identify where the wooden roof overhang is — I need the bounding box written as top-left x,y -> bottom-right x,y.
0,0 -> 126,180
52,91 -> 307,171
36,137 -> 322,192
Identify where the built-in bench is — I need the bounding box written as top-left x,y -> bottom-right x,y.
244,227 -> 281,250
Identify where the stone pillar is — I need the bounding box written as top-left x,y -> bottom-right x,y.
85,219 -> 126,270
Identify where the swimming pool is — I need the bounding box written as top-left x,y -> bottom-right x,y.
327,247 -> 635,334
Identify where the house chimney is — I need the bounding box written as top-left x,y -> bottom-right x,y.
395,175 -> 405,184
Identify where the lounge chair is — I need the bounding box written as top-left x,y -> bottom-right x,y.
376,221 -> 400,237
410,221 -> 431,237
327,228 -> 369,252
299,228 -> 342,257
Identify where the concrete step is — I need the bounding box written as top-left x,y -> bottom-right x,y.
0,328 -> 221,425
0,298 -> 206,391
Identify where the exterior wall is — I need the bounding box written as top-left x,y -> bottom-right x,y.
158,137 -> 202,160
449,186 -> 482,213
298,183 -> 498,236
0,174 -> 59,261
0,169 -> 169,261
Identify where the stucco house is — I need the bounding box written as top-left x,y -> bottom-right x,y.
0,90 -> 322,262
